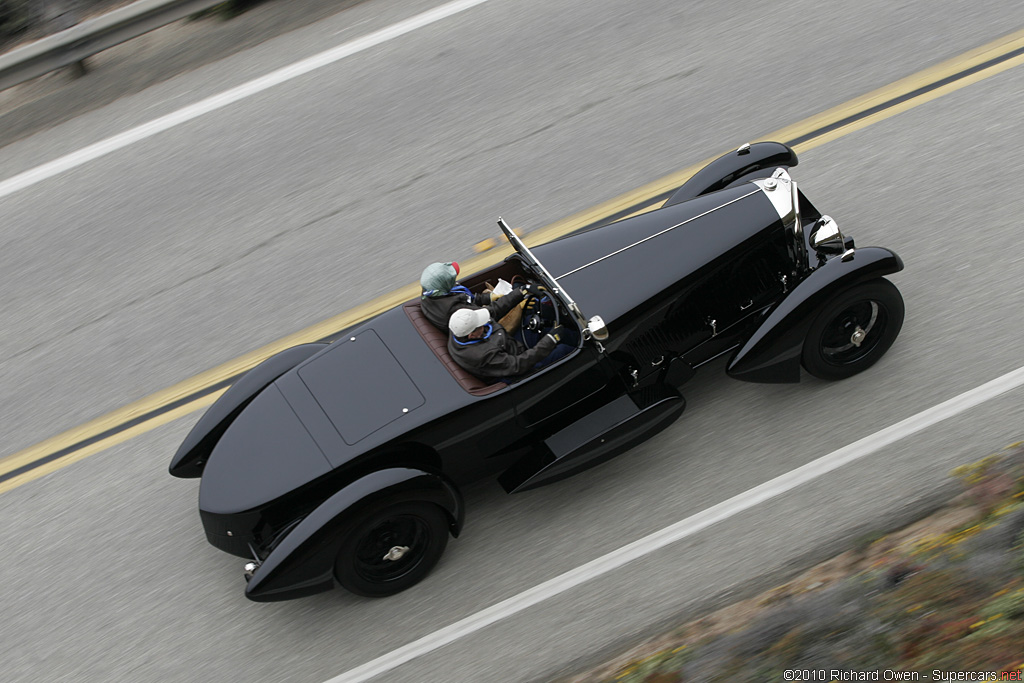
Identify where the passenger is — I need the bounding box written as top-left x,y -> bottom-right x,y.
447,307 -> 574,382
419,261 -> 494,330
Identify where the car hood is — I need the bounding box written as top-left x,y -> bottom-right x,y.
198,383 -> 332,515
531,184 -> 778,328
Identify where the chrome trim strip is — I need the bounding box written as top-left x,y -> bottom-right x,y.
753,169 -> 807,266
791,178 -> 803,244
555,189 -> 760,280
791,178 -> 806,265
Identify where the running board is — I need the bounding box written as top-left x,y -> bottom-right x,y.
499,386 -> 685,493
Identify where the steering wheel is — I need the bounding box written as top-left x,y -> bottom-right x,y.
521,283 -> 560,348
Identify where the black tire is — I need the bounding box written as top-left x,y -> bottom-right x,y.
802,278 -> 904,381
333,501 -> 449,598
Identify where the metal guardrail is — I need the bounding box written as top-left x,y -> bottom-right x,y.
0,0 -> 228,91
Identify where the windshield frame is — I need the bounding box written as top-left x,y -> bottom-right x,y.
497,218 -> 590,332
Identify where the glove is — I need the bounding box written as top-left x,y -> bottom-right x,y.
520,282 -> 544,296
546,325 -> 568,344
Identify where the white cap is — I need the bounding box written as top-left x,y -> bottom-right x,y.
449,307 -> 490,337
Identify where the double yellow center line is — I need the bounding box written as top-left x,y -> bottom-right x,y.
3,27 -> 1023,494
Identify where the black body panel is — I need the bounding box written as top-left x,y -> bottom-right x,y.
532,185 -> 779,336
500,385 -> 684,492
169,343 -> 326,478
298,330 -> 426,445
198,384 -> 332,516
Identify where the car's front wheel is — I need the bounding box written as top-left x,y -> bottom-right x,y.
802,278 -> 904,381
334,501 -> 449,597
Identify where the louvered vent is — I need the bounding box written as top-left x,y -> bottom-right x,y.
623,235 -> 791,367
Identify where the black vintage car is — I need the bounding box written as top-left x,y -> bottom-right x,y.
170,142 -> 904,601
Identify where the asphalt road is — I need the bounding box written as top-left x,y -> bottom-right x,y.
1,0 -> 1022,681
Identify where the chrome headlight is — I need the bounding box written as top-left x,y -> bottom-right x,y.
243,561 -> 260,582
810,215 -> 856,262
585,315 -> 609,341
810,215 -> 843,251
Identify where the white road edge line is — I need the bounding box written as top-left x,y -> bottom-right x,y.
328,365 -> 1024,683
0,0 -> 494,200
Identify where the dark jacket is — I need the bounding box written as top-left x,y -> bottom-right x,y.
448,320 -> 557,380
422,287 -> 527,330
421,288 -> 492,330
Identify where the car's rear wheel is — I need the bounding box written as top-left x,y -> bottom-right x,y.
334,501 -> 449,597
802,278 -> 904,381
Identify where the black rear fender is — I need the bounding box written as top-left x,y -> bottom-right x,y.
244,467 -> 463,602
726,247 -> 904,383
168,343 -> 327,478
663,142 -> 798,207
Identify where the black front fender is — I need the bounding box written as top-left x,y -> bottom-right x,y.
727,247 -> 904,383
244,467 -> 464,602
168,343 -> 327,478
663,142 -> 798,207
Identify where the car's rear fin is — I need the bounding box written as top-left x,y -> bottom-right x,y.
169,343 -> 327,478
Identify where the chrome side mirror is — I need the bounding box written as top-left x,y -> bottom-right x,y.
810,215 -> 843,251
585,315 -> 609,341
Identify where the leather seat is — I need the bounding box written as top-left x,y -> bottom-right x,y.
403,300 -> 506,396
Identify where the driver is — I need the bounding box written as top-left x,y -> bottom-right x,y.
419,261 -> 496,330
447,306 -> 572,381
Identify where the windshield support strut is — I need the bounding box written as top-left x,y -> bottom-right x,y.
497,218 -> 589,332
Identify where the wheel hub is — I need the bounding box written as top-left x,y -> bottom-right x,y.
822,302 -> 880,356
382,545 -> 410,562
850,326 -> 867,347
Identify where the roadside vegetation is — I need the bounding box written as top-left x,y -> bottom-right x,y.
561,441 -> 1024,682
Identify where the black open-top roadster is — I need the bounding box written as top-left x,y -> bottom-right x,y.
170,143 -> 904,601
